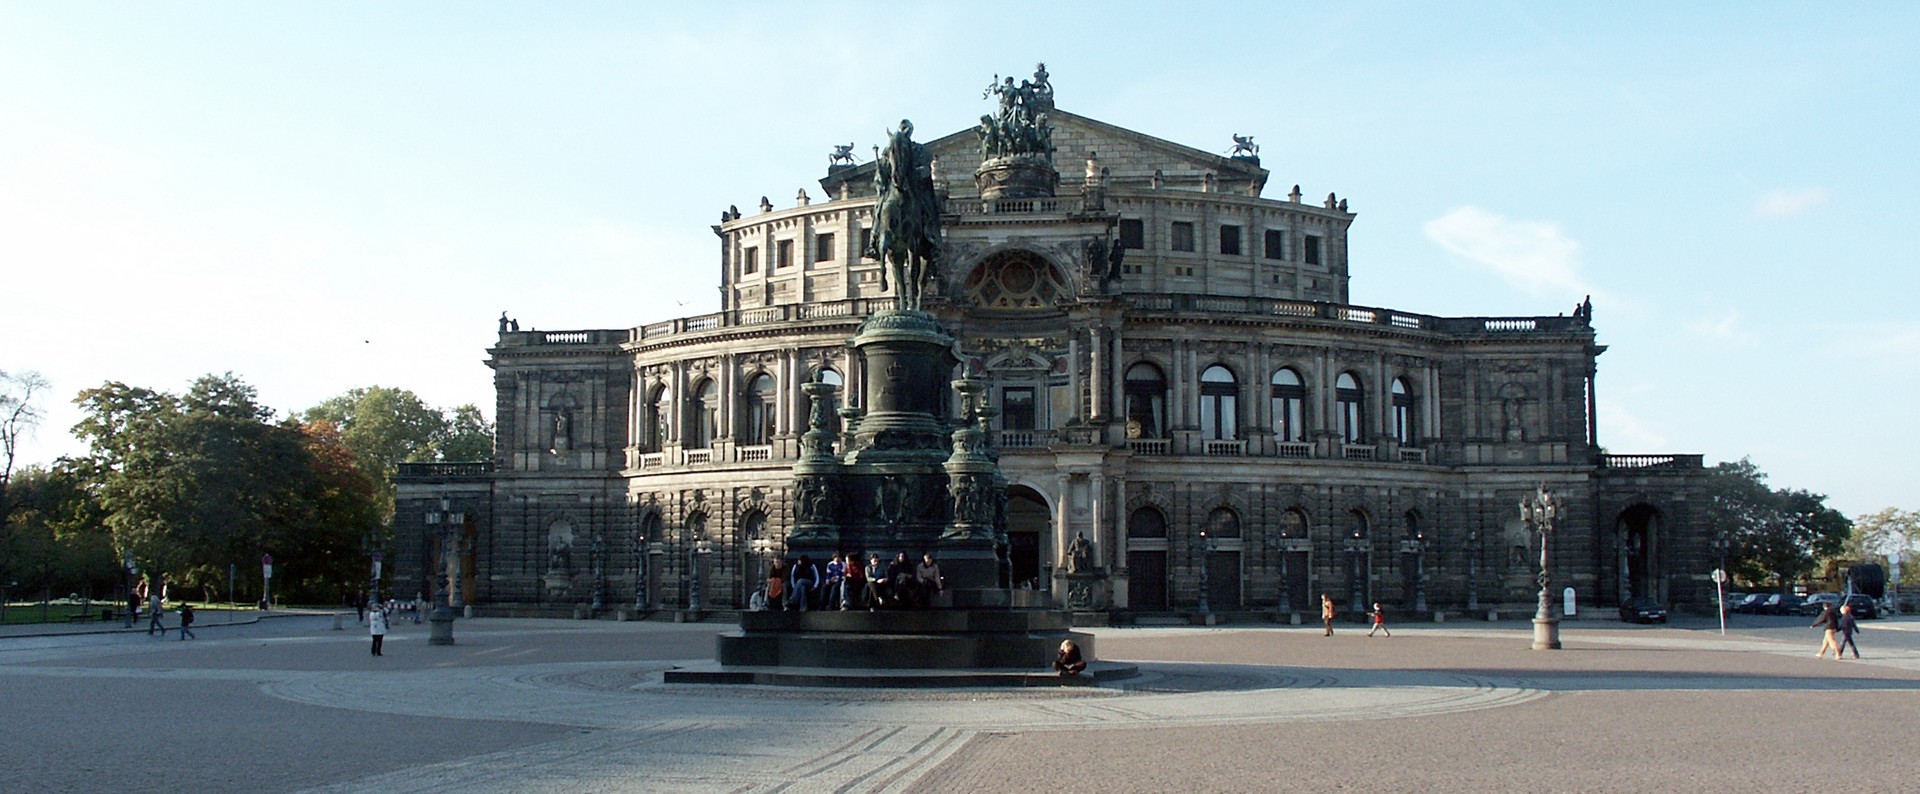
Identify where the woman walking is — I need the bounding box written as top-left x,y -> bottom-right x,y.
1321,594 -> 1336,637
1811,603 -> 1841,659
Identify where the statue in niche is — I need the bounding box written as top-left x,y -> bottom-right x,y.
549,541 -> 571,575
1498,383 -> 1527,442
866,120 -> 942,311
552,409 -> 573,452
1066,531 -> 1093,574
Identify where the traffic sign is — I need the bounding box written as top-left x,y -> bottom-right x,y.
1711,568 -> 1727,584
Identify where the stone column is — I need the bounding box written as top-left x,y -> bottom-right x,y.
1068,330 -> 1082,424
1089,325 -> 1104,421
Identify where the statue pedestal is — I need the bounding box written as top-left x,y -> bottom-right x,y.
975,154 -> 1058,201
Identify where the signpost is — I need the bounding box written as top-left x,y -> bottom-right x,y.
1711,568 -> 1728,635
261,554 -> 273,611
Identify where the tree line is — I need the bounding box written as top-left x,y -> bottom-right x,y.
1,371 -> 490,606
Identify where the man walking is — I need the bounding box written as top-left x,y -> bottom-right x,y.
369,602 -> 389,656
1837,603 -> 1862,659
1321,594 -> 1336,636
147,591 -> 166,636
177,603 -> 196,640
1367,602 -> 1391,637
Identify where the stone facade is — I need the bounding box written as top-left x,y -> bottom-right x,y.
395,95 -> 1708,619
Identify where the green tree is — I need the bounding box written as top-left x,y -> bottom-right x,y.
73,374 -> 382,602
437,403 -> 495,462
1704,458 -> 1852,591
1847,508 -> 1920,586
0,463 -> 115,601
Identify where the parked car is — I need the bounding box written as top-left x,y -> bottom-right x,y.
1762,594 -> 1805,615
1801,593 -> 1842,616
1619,596 -> 1668,624
1732,593 -> 1770,614
1843,594 -> 1879,620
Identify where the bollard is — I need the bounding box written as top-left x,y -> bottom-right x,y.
331,613 -> 343,631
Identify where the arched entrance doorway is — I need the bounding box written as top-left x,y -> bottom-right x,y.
1006,487 -> 1049,590
1615,505 -> 1662,602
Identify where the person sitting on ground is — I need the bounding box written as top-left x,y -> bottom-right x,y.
842,553 -> 866,610
823,553 -> 846,611
916,553 -> 944,608
886,552 -> 917,609
1053,639 -> 1087,676
788,555 -> 819,612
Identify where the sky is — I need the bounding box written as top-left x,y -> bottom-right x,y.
4,2 -> 1917,519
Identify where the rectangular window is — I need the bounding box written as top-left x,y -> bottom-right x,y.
1218,225 -> 1242,256
742,247 -> 759,274
1304,235 -> 1321,265
1264,229 -> 1285,260
1118,218 -> 1145,249
814,232 -> 835,263
1170,221 -> 1195,252
858,228 -> 873,259
776,239 -> 793,268
1002,387 -> 1036,431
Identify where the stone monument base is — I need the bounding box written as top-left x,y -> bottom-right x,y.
662,609 -> 1135,686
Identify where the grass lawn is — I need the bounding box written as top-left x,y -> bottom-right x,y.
1,601 -> 253,626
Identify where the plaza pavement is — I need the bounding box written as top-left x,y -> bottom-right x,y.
3,611 -> 1918,793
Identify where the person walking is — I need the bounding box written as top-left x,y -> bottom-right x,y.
147,591 -> 166,636
1811,603 -> 1842,659
1321,594 -> 1336,636
1837,603 -> 1862,659
177,603 -> 196,640
1367,602 -> 1390,637
368,602 -> 389,656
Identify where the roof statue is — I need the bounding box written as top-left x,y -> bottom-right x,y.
1230,134 -> 1259,159
977,63 -> 1055,160
864,119 -> 942,311
829,143 -> 857,167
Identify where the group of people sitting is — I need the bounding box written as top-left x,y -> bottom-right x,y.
762,552 -> 945,611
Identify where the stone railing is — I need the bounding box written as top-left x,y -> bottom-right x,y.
1599,454 -> 1704,469
1398,448 -> 1429,464
624,297 -> 901,344
1275,442 -> 1314,459
737,445 -> 772,462
637,452 -> 666,469
395,462 -> 495,478
1203,439 -> 1247,457
998,430 -> 1042,449
497,329 -> 629,348
682,449 -> 713,465
948,196 -> 1087,215
1342,444 -> 1375,461
1123,294 -> 1592,336
1128,439 -> 1171,456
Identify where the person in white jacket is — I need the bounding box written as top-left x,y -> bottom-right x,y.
368,604 -> 389,657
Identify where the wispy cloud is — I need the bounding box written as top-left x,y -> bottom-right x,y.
1422,206 -> 1599,300
1685,309 -> 1756,346
1753,187 -> 1830,219
1596,395 -> 1670,455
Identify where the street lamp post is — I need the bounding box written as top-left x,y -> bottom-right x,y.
1519,486 -> 1562,650
1467,529 -> 1480,613
1412,532 -> 1428,613
121,554 -> 136,628
424,496 -> 460,646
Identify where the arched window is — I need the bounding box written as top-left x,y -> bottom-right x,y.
1404,510 -> 1422,542
815,368 -> 842,387
1199,365 -> 1238,441
1270,368 -> 1306,443
1391,377 -> 1417,444
1349,509 -> 1370,540
641,511 -> 664,544
742,374 -> 775,445
690,379 -> 718,449
1127,507 -> 1168,538
1336,372 -> 1365,444
1124,363 -> 1167,439
644,385 -> 670,452
1206,507 -> 1241,538
1280,508 -> 1308,538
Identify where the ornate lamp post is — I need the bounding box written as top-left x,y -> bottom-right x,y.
687,538 -> 713,614
1519,486 -> 1561,650
121,553 -> 136,628
424,496 -> 460,646
1408,531 -> 1428,613
1196,528 -> 1212,616
1467,529 -> 1480,614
